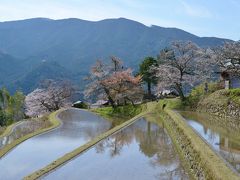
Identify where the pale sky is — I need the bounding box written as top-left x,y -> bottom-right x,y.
0,0 -> 239,40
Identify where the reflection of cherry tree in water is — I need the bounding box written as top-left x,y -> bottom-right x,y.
137,122 -> 186,178
93,119 -> 188,179
95,126 -> 135,157
137,121 -> 161,158
94,120 -> 156,156
133,121 -> 177,165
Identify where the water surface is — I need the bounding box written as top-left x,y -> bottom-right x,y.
44,118 -> 188,180
0,109 -> 111,180
179,111 -> 240,173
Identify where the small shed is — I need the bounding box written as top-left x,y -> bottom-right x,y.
72,101 -> 88,109
156,89 -> 179,99
221,71 -> 240,89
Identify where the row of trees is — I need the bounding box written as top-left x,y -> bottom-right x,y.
139,41 -> 240,100
85,40 -> 240,104
0,88 -> 25,126
8,40 -> 239,119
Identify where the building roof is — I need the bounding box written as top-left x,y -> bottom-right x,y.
92,100 -> 109,106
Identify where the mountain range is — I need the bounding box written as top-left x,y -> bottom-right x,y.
0,17 -> 232,94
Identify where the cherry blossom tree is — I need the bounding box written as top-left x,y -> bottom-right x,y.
84,60 -> 116,107
102,69 -> 143,105
155,41 -> 213,100
210,41 -> 240,76
25,80 -> 74,117
85,57 -> 143,107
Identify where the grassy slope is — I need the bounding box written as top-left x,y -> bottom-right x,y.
196,89 -> 240,119
201,89 -> 240,105
0,110 -> 62,158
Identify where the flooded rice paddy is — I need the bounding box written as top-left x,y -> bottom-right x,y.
44,118 -> 188,180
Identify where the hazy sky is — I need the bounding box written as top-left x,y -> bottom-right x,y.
0,0 -> 239,40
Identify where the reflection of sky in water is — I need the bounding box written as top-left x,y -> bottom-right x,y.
188,120 -> 220,150
44,118 -> 188,180
0,109 -> 111,180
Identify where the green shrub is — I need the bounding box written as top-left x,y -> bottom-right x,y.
94,104 -> 143,119
73,102 -> 88,109
186,82 -> 221,108
108,104 -> 142,118
229,88 -> 240,96
0,110 -> 7,126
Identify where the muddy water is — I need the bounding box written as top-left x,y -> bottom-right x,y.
179,111 -> 240,173
44,118 -> 188,180
0,109 -> 111,180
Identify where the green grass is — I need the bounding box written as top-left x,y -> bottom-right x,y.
157,98 -> 184,109
0,110 -> 62,158
93,104 -> 144,119
92,104 -> 147,126
224,88 -> 240,105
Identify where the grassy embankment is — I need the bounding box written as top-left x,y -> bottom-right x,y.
24,103 -> 158,180
197,89 -> 240,109
0,110 -> 62,158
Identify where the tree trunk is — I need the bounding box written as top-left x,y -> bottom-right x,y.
103,87 -> 115,108
147,82 -> 152,96
126,97 -> 135,106
175,83 -> 185,101
204,82 -> 208,93
107,95 -> 115,108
